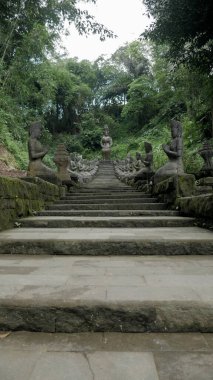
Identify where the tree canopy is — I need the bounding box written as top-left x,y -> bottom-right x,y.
143,0 -> 213,73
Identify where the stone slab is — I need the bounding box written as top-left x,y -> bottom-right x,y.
39,210 -> 180,217
88,351 -> 159,380
154,352 -> 213,380
19,216 -> 195,228
47,202 -> 167,210
0,227 -> 212,255
0,332 -> 213,380
0,255 -> 212,332
55,198 -> 158,204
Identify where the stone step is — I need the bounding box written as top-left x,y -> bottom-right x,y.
71,189 -> 141,193
54,198 -> 158,205
63,194 -> 153,200
0,255 -> 212,333
0,332 -> 213,380
69,191 -> 146,197
20,216 -> 196,228
73,186 -> 135,194
0,227 -> 212,255
38,210 -> 180,217
47,203 -> 167,211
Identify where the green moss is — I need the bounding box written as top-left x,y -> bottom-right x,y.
0,175 -> 61,230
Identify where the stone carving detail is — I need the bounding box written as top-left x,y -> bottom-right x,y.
114,142 -> 154,189
198,141 -> 213,178
154,119 -> 184,181
27,121 -> 57,181
101,125 -> 112,160
68,153 -> 99,184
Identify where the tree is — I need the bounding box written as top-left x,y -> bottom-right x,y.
143,0 -> 213,74
0,0 -> 114,68
122,76 -> 159,131
112,40 -> 150,78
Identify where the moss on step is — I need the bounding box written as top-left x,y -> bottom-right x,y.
0,176 -> 63,231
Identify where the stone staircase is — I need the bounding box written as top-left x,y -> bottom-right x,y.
0,160 -> 212,333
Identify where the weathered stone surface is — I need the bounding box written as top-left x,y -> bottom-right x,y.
0,303 -> 212,333
88,352 -> 159,380
0,332 -> 213,380
0,226 -> 212,255
152,174 -> 195,204
197,177 -> 213,187
0,176 -> 62,231
19,216 -> 195,228
177,194 -> 213,219
154,352 -> 213,380
0,255 -> 212,333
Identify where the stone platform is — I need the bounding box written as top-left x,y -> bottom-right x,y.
0,331 -> 212,380
0,255 -> 212,333
0,226 -> 213,255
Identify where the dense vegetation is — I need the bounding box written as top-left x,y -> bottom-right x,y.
0,0 -> 212,173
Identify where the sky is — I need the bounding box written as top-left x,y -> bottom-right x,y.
62,0 -> 151,62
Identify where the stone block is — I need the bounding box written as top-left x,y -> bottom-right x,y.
176,194 -> 213,219
153,174 -> 195,204
0,176 -> 61,230
197,177 -> 213,187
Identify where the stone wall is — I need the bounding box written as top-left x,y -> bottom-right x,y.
0,176 -> 64,231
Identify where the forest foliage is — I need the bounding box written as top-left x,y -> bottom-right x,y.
0,0 -> 212,173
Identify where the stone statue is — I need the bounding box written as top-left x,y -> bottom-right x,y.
101,125 -> 112,160
154,119 -> 184,181
27,121 -> 57,181
134,142 -> 154,180
54,144 -> 71,182
198,141 -> 213,178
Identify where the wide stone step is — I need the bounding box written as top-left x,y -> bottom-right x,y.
63,193 -> 153,200
20,216 -> 196,228
75,188 -> 136,192
47,203 -> 167,210
38,210 -> 180,217
54,198 -> 158,205
0,255 -> 212,333
0,227 -> 213,255
68,194 -> 151,198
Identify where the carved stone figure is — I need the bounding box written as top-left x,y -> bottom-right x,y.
68,152 -> 99,184
154,119 -> 184,181
101,125 -> 112,160
27,122 -> 57,181
198,141 -> 213,177
54,144 -> 71,182
134,142 -> 154,180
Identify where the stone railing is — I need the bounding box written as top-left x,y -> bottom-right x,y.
0,176 -> 65,231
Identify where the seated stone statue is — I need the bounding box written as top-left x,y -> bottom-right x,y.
101,125 -> 112,160
134,142 -> 154,180
154,119 -> 184,182
114,154 -> 134,180
68,152 -> 99,184
122,152 -> 145,182
27,121 -> 57,181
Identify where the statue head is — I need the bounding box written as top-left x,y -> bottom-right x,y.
29,121 -> 42,139
171,120 -> 182,138
103,125 -> 109,136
